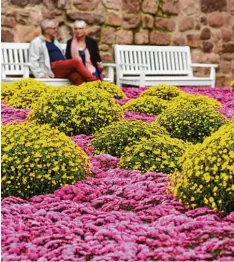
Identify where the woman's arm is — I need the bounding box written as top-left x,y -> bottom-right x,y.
65,39 -> 72,59
86,37 -> 102,65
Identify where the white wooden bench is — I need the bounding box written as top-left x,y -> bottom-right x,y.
115,45 -> 218,88
1,42 -> 115,86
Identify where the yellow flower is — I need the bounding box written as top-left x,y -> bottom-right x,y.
52,166 -> 59,172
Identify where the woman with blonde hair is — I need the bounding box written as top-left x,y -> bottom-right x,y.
65,20 -> 103,80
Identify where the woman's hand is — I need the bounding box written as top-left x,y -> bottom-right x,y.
97,62 -> 103,69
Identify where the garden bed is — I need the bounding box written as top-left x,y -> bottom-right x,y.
1,84 -> 234,261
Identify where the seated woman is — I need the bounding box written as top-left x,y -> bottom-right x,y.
65,20 -> 103,80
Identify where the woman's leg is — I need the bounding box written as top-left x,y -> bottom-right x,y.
51,59 -> 97,82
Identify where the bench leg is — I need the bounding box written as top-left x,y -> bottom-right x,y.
210,67 -> 216,88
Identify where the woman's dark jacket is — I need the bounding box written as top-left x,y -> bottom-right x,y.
65,36 -> 101,68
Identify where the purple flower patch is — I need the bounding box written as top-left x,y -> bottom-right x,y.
1,103 -> 30,125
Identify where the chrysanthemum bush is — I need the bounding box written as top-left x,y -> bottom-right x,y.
230,80 -> 234,88
170,93 -> 222,109
156,98 -> 227,143
28,87 -> 122,136
1,122 -> 90,199
119,134 -> 188,174
1,82 -> 13,102
122,95 -> 168,115
140,84 -> 184,100
169,120 -> 234,212
78,80 -> 127,99
1,79 -> 49,103
92,120 -> 168,157
6,85 -> 58,109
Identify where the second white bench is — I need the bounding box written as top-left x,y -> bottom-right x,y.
115,45 -> 217,88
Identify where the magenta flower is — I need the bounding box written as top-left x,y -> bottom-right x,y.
1,103 -> 29,125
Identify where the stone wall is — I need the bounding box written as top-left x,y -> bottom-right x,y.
1,0 -> 234,86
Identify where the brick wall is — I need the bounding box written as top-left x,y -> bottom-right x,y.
1,0 -> 234,86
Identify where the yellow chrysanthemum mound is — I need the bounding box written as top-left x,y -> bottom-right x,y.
170,93 -> 222,109
6,85 -> 58,109
169,120 -> 234,212
122,95 -> 168,115
78,80 -> 127,99
92,120 -> 168,157
1,82 -> 14,102
28,87 -> 122,136
118,135 -> 188,174
156,100 -> 227,143
1,123 -> 90,199
140,84 -> 184,100
1,79 -> 49,102
230,80 -> 234,89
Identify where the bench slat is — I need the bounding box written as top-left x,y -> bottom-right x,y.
159,51 -> 163,72
149,51 -> 154,71
9,49 -> 15,72
13,48 -> 20,72
19,49 -> 24,72
165,52 -> 170,72
174,52 -> 179,72
3,49 -> 9,73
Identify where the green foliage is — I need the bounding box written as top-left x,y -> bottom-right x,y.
119,134 -> 188,174
140,84 -> 184,100
169,120 -> 234,212
28,87 -> 123,136
1,122 -> 90,199
156,101 -> 227,143
92,120 -> 168,157
78,80 -> 127,99
122,96 -> 168,115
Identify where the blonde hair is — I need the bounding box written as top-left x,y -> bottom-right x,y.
74,20 -> 87,28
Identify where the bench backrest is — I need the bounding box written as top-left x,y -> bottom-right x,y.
115,45 -> 193,76
1,42 -> 66,77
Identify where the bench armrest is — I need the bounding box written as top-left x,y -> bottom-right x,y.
103,63 -> 116,83
117,63 -> 146,87
191,63 -> 217,88
191,63 -> 218,68
103,63 -> 116,68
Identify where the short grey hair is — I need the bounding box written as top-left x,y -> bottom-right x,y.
40,19 -> 56,33
74,20 -> 87,28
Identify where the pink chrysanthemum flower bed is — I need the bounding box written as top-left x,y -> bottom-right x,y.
2,164 -> 234,261
1,103 -> 29,125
